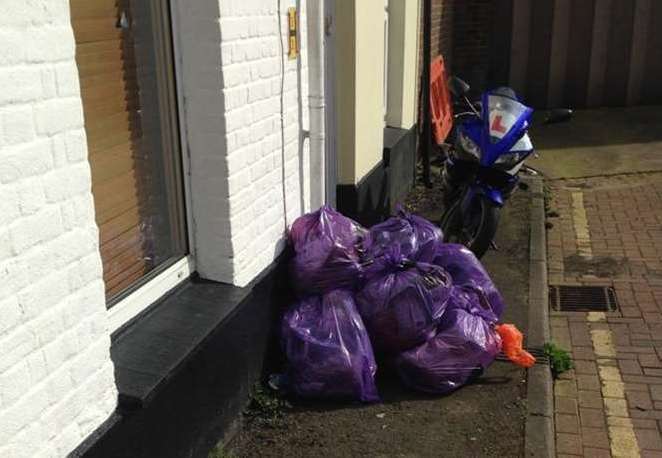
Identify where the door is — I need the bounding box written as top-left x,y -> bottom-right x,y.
70,0 -> 187,302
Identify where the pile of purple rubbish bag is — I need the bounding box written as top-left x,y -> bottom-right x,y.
281,205 -> 532,403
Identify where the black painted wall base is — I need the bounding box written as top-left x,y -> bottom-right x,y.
336,161 -> 388,227
337,125 -> 417,226
72,260 -> 290,458
384,126 -> 418,212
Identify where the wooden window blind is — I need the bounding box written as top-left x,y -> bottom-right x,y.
71,0 -> 187,302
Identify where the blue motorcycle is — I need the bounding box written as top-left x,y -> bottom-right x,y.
440,76 -> 571,258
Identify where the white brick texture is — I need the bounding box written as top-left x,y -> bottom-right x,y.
174,0 -> 310,286
0,2 -> 117,457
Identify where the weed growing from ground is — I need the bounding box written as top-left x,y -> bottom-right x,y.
544,342 -> 573,378
243,382 -> 289,429
208,444 -> 235,458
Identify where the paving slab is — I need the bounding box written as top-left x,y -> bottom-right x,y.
548,171 -> 662,458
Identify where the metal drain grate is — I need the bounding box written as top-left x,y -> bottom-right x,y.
496,347 -> 549,365
549,285 -> 618,312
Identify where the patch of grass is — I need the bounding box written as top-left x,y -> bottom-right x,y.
243,382 -> 288,428
544,342 -> 574,378
208,444 -> 235,458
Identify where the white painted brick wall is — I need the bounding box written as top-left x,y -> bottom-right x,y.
0,1 -> 117,456
174,0 -> 311,287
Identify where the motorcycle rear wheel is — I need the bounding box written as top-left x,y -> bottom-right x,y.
440,195 -> 500,258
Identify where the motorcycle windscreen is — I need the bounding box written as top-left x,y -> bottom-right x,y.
486,93 -> 533,146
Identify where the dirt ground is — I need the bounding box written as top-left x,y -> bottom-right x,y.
227,173 -> 532,458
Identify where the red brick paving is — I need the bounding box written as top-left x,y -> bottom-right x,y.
548,173 -> 662,457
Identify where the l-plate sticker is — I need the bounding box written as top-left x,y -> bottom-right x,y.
491,115 -> 508,134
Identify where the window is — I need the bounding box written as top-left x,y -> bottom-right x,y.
71,0 -> 188,307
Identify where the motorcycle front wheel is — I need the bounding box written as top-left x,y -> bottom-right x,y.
440,194 -> 500,259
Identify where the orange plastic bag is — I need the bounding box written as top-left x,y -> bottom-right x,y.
495,324 -> 536,368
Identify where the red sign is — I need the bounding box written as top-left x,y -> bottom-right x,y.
430,56 -> 453,144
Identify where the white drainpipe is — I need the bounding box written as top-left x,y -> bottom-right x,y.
306,0 -> 326,209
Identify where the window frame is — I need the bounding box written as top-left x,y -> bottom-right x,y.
103,0 -> 195,332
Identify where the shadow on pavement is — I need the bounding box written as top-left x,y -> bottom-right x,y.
532,106 -> 662,149
529,106 -> 662,179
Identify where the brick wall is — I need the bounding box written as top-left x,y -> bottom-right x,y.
0,1 -> 117,456
449,0 -> 494,94
417,0 -> 494,96
220,0 -> 309,286
0,0 -> 313,453
417,0 -> 507,119
417,0 -> 454,73
431,0 -> 454,67
417,0 -> 454,126
174,0 -> 309,287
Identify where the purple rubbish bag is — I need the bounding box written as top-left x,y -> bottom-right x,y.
364,207 -> 443,263
433,243 -> 505,318
282,290 -> 379,402
356,249 -> 452,353
289,205 -> 367,295
395,289 -> 502,394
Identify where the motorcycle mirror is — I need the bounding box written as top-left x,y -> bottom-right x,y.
447,76 -> 471,98
544,108 -> 573,124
